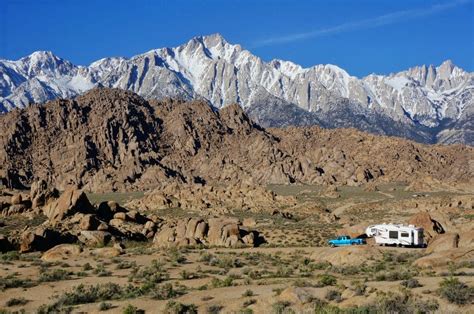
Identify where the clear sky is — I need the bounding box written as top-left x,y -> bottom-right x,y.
0,0 -> 472,77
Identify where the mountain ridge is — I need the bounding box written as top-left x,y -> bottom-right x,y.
1,34 -> 472,145
1,88 -> 472,193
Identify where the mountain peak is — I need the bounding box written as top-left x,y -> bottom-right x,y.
189,33 -> 228,49
201,33 -> 227,44
438,59 -> 455,72
440,59 -> 454,67
23,51 -> 59,62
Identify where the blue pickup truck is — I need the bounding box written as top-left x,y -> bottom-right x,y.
328,236 -> 365,247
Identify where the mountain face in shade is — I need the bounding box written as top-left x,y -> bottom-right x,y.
0,34 -> 472,145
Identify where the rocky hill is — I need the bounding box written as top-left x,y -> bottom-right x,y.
0,88 -> 472,192
0,34 -> 472,145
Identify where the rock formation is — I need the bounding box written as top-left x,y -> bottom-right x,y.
0,88 -> 472,192
153,217 -> 260,248
1,182 -> 263,253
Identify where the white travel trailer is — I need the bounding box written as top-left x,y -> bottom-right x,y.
365,224 -> 425,247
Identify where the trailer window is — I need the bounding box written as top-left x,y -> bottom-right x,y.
389,231 -> 398,239
400,232 -> 409,238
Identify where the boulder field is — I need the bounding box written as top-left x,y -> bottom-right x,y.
0,181 -> 264,254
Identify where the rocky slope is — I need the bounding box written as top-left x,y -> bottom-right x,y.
0,34 -> 472,145
0,88 -> 472,192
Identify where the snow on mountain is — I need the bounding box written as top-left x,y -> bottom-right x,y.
0,34 -> 472,145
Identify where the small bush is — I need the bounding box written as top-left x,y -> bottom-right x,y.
276,266 -> 293,278
128,260 -> 169,286
150,283 -> 185,300
82,262 -> 93,271
272,287 -> 283,296
0,251 -> 20,262
309,262 -> 331,271
438,277 -> 474,305
317,274 -> 337,287
325,290 -> 342,302
164,301 -> 198,314
350,280 -> 366,296
116,261 -> 137,270
375,270 -> 414,281
210,277 -> 233,288
375,291 -> 439,313
5,297 -> 28,307
401,278 -> 422,289
271,301 -> 292,314
99,302 -> 113,311
206,304 -> 223,314
93,263 -> 112,277
292,279 -> 313,288
180,270 -> 198,280
242,289 -> 254,297
199,252 -> 213,263
36,303 -> 63,314
122,304 -> 144,314
39,269 -> 73,282
167,248 -> 187,265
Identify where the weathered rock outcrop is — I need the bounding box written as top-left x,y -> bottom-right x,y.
128,182 -> 296,213
20,227 -> 75,253
153,217 -> 261,248
2,182 -> 266,253
413,248 -> 474,268
408,212 -> 445,243
30,179 -> 59,209
41,244 -> 83,262
426,233 -> 459,254
42,187 -> 95,223
0,88 -> 472,192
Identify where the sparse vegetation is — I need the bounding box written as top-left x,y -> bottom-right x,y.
206,304 -> 223,314
5,297 -> 28,307
39,268 -> 73,282
210,276 -> 234,288
271,301 -> 292,314
401,278 -> 422,288
99,302 -> 113,311
0,183 -> 471,313
438,277 -> 474,305
317,274 -> 337,287
164,301 -> 198,314
150,283 -> 186,300
0,274 -> 35,290
325,289 -> 342,302
122,304 -> 144,314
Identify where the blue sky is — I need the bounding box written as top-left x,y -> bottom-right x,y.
0,0 -> 472,77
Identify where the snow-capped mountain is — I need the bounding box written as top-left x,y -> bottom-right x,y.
0,34 -> 472,145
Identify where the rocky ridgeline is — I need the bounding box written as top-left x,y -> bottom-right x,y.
0,181 -> 263,254
0,88 -> 472,193
126,182 -> 297,214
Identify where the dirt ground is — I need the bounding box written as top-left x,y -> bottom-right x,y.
1,184 -> 473,313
